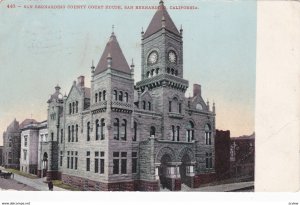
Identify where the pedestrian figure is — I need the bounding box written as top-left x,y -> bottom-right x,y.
48,181 -> 53,191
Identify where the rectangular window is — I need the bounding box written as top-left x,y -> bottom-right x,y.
60,151 -> 63,167
71,157 -> 74,169
24,136 -> 28,147
86,158 -> 90,171
95,159 -> 99,173
121,152 -> 127,174
113,152 -> 119,157
100,159 -> 104,174
169,101 -> 172,112
67,157 -> 70,169
75,157 -> 78,170
61,129 -> 63,143
132,152 -> 137,174
113,159 -> 119,174
121,159 -> 127,174
121,152 -> 127,157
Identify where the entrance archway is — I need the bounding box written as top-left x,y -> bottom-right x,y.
180,154 -> 191,185
159,154 -> 171,189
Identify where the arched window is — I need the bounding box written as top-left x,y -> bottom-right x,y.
169,101 -> 172,112
150,126 -> 155,137
121,119 -> 127,141
148,102 -> 151,111
172,125 -> 175,141
179,103 -> 182,113
119,91 -> 123,101
176,126 -> 180,141
68,126 -> 71,142
151,69 -> 154,77
143,101 -> 146,110
113,118 -> 119,140
69,103 -> 72,114
100,119 -> 105,140
95,93 -> 98,103
103,90 -> 106,101
147,71 -> 150,78
72,102 -> 75,114
51,132 -> 54,141
155,68 -> 159,75
172,97 -> 178,112
205,124 -> 212,145
167,67 -> 170,74
124,92 -> 128,103
71,125 -> 74,142
87,122 -> 90,141
186,121 -> 194,142
76,101 -> 78,113
133,121 -> 137,141
171,68 -> 175,75
75,124 -> 78,142
95,119 -> 99,140
99,92 -> 102,101
113,90 -> 117,101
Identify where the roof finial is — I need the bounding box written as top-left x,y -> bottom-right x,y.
159,0 -> 164,6
180,24 -> 183,36
112,25 -> 115,34
91,60 -> 95,74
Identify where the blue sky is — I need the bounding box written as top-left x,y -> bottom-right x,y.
0,0 -> 256,145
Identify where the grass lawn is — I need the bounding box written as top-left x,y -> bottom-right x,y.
52,180 -> 80,191
4,168 -> 38,179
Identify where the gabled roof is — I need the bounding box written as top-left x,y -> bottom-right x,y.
94,33 -> 130,75
143,1 -> 180,39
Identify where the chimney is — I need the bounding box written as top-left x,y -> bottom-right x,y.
193,84 -> 201,97
77,76 -> 85,87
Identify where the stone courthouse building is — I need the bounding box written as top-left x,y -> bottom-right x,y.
43,1 -> 217,191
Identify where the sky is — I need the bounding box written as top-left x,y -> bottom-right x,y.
0,0 -> 256,145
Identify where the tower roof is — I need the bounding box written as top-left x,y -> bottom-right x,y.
94,32 -> 130,75
143,1 -> 180,39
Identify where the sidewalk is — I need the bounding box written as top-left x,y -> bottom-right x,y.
13,174 -> 66,191
187,181 -> 254,192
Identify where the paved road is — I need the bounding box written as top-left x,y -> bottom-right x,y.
160,181 -> 254,192
0,177 -> 37,191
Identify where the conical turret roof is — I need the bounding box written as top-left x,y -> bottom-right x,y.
143,1 -> 180,39
94,32 -> 130,75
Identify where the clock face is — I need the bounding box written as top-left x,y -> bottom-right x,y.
168,51 -> 177,63
148,51 -> 158,65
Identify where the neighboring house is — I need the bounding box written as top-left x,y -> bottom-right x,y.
230,133 -> 255,180
215,130 -> 231,181
41,1 -> 217,191
20,119 -> 46,175
2,119 -> 21,169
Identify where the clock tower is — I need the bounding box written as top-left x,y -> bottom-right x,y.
136,0 -> 189,140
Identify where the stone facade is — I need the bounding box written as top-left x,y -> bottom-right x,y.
43,1 -> 217,191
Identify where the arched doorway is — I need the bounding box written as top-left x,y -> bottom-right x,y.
159,154 -> 171,190
180,154 -> 191,185
42,152 -> 48,177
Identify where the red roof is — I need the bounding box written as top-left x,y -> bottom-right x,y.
143,1 -> 180,39
94,33 -> 130,75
